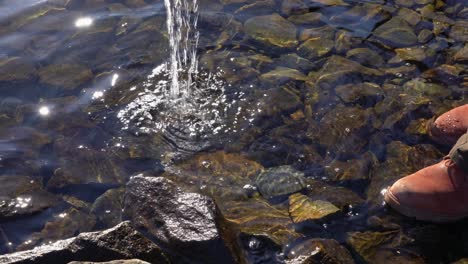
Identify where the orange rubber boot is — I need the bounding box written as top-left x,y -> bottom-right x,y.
428,104 -> 468,146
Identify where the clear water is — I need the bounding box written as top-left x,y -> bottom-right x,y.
0,0 -> 467,263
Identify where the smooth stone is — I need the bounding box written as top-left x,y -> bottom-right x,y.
325,152 -> 377,182
0,176 -> 58,220
244,14 -> 298,48
255,165 -> 307,199
454,45 -> 468,62
309,0 -> 348,6
234,0 -> 276,17
304,179 -> 364,210
0,222 -> 169,264
281,0 -> 309,16
260,67 -> 307,84
299,25 -> 335,42
277,53 -> 316,72
394,46 -> 436,66
0,57 -> 37,82
297,37 -> 334,60
417,29 -> 433,43
289,193 -> 340,223
398,8 -> 421,26
287,12 -> 324,26
287,238 -> 355,264
335,82 -> 383,107
372,17 -> 418,48
124,176 -> 234,263
449,20 -> 468,42
38,64 -> 93,90
346,48 -> 384,67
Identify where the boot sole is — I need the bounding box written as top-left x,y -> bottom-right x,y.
384,188 -> 468,223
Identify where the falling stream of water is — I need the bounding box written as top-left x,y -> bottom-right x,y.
164,0 -> 199,98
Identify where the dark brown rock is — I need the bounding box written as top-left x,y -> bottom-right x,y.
0,222 -> 169,264
287,238 -> 355,264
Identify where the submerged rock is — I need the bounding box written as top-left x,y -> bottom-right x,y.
91,188 -> 125,228
244,14 -> 298,48
16,207 -> 96,251
287,238 -> 355,264
297,37 -> 334,60
371,17 -> 418,48
288,193 -> 340,223
255,166 -> 307,199
124,176 -> 234,263
0,222 -> 169,264
261,67 -> 308,84
0,176 -> 58,220
346,48 -> 384,67
0,57 -> 37,82
38,64 -> 93,90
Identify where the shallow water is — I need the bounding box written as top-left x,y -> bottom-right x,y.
0,0 -> 467,263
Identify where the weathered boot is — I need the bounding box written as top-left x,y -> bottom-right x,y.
384,133 -> 468,222
428,104 -> 468,146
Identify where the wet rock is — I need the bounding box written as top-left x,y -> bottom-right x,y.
346,48 -> 384,67
277,53 -> 316,72
398,8 -> 421,26
454,45 -> 468,62
287,238 -> 355,264
244,14 -> 298,48
288,12 -> 324,26
422,64 -> 463,85
255,166 -> 307,199
0,176 -> 58,220
0,57 -> 37,82
328,3 -> 390,38
334,31 -> 363,53
304,179 -> 364,210
449,20 -> 468,42
220,196 -> 302,256
299,25 -> 335,42
0,222 -> 169,264
335,82 -> 383,107
394,46 -> 436,67
69,260 -> 150,264
236,0 -> 277,18
313,56 -> 383,91
16,207 -> 96,251
259,86 -> 303,117
91,188 -> 125,228
47,137 -> 126,189
261,67 -> 307,84
309,0 -> 348,6
325,152 -> 377,182
417,29 -> 433,43
38,64 -> 93,90
346,230 -> 422,263
311,105 -> 374,158
124,176 -> 234,263
163,151 -> 263,200
403,78 -> 451,98
297,37 -> 334,60
281,0 -> 309,16
289,193 -> 340,223
372,17 -> 418,48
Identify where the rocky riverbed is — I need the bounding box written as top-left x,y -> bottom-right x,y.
0,0 -> 467,263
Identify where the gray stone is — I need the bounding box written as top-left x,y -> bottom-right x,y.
372,17 -> 418,48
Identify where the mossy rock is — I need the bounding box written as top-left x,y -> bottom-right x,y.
287,238 -> 355,264
244,14 -> 298,48
372,17 -> 418,48
38,63 -> 93,89
255,166 -> 307,199
289,193 -> 340,223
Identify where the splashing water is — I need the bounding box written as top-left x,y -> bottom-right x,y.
117,0 -> 239,154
